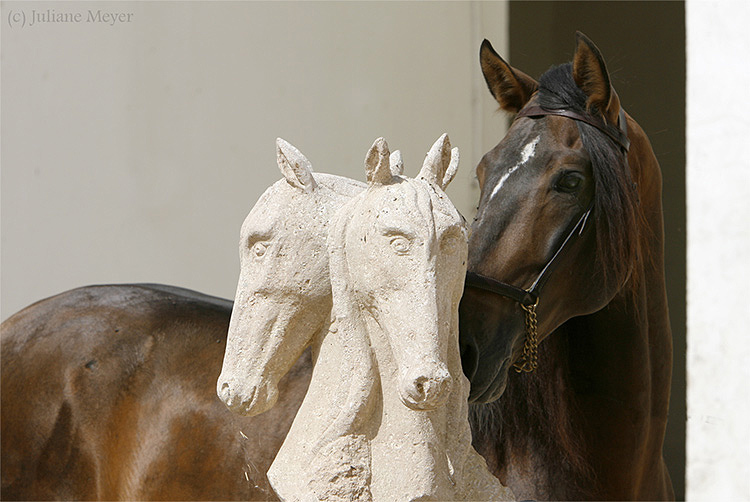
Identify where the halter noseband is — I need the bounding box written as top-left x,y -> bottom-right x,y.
465,105 -> 629,373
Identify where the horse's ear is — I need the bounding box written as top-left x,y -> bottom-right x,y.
276,138 -> 317,192
365,137 -> 393,185
389,150 -> 404,177
418,133 -> 458,190
572,31 -> 620,124
442,147 -> 459,190
480,39 -> 538,113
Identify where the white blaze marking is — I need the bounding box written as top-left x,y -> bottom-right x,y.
489,135 -> 540,201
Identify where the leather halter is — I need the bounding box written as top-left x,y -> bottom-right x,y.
464,104 -> 630,372
465,205 -> 592,308
516,105 -> 631,152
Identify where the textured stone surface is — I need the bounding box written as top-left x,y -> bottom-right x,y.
266,136 -> 514,501
217,139 -> 365,417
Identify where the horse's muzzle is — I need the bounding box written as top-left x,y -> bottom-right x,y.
217,377 -> 278,417
398,364 -> 452,411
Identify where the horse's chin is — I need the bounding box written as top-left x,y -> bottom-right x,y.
398,390 -> 448,411
467,359 -> 511,404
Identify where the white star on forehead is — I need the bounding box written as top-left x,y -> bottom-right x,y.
489,135 -> 540,201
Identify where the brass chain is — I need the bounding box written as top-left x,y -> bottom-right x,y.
513,302 -> 539,373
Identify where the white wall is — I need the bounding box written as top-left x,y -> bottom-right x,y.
686,0 -> 750,499
1,1 -> 508,319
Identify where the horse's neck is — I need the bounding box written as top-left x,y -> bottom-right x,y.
564,143 -> 673,499
490,224 -> 673,500
477,327 -> 590,500
565,239 -> 672,498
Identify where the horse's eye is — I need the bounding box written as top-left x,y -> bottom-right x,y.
390,236 -> 411,255
556,172 -> 584,193
440,229 -> 464,255
251,241 -> 269,258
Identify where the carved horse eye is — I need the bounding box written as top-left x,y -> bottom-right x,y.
251,241 -> 269,258
555,171 -> 584,193
390,236 -> 411,255
440,232 -> 462,254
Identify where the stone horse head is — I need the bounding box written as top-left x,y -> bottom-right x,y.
329,135 -> 465,411
217,139 -> 364,416
269,136 -> 512,502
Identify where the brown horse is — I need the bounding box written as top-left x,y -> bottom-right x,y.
459,33 -> 674,500
0,283 -> 311,501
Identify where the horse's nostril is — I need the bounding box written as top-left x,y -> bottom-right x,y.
399,364 -> 453,410
218,381 -> 232,403
415,380 -> 425,396
413,376 -> 434,402
460,338 -> 479,382
414,372 -> 450,401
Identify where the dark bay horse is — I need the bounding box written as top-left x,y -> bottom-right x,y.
459,33 -> 674,500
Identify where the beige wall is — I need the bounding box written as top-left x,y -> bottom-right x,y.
686,1 -> 750,499
1,1 -> 508,319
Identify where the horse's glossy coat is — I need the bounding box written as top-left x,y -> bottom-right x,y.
2,138 -> 363,501
460,33 -> 674,500
0,284 -> 310,500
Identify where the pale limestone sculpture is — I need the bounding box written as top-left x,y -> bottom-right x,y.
218,136 -> 513,501
267,136 -> 514,501
217,139 -> 365,416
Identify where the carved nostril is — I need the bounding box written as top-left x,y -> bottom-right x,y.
218,381 -> 232,403
401,367 -> 452,411
413,377 -> 428,400
431,370 -> 452,397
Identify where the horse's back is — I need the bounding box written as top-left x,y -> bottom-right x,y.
1,284 -> 309,501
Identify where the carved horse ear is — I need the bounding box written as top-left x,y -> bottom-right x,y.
572,31 -> 621,124
276,138 -> 317,192
365,137 -> 393,185
480,39 -> 538,113
418,133 -> 459,191
389,150 -> 404,177
443,147 -> 459,190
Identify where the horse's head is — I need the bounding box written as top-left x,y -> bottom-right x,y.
460,33 -> 642,403
218,139 -> 364,416
331,135 -> 468,411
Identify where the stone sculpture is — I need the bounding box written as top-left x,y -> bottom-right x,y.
218,139 -> 364,417
219,136 -> 514,501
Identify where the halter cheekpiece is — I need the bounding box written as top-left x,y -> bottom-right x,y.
465,104 -> 630,373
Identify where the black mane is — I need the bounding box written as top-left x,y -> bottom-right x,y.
537,63 -> 640,291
